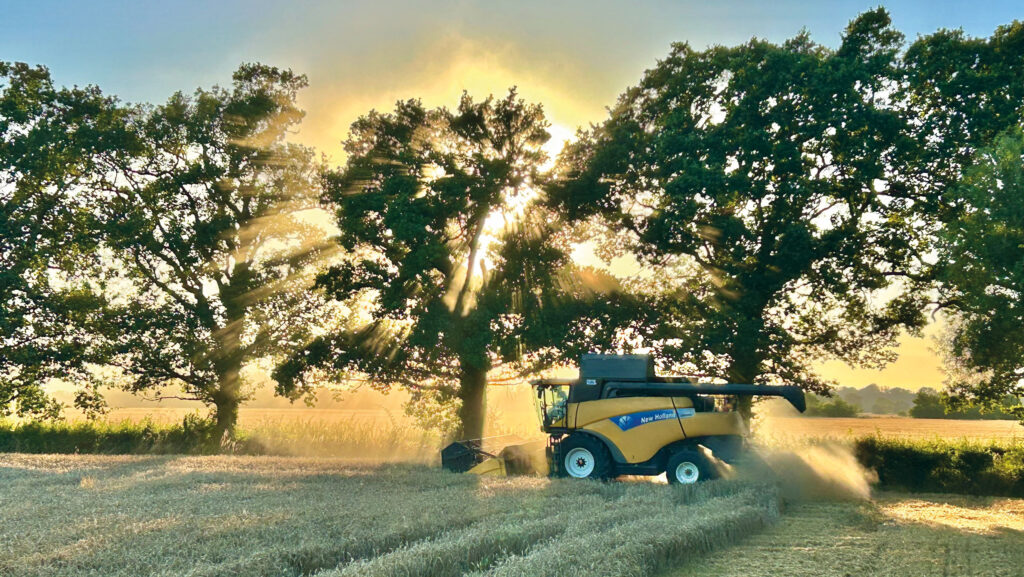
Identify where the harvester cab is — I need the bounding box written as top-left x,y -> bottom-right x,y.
441,353 -> 806,484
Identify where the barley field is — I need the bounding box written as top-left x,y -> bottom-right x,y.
5,411 -> 1023,577
88,406 -> 1024,451
0,453 -> 779,577
757,415 -> 1023,442
672,493 -> 1024,577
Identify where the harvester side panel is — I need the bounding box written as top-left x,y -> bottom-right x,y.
679,412 -> 747,438
572,396 -> 692,464
574,396 -> 683,427
582,419 -> 686,464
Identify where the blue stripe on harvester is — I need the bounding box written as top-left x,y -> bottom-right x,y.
610,408 -> 696,431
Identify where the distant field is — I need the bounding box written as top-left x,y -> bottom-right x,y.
0,454 -> 778,577
98,407 -> 403,425
63,401 -> 542,458
759,416 -> 1024,441
95,408 -> 1024,442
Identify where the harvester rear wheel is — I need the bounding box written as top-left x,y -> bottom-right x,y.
556,434 -> 614,480
666,449 -> 713,485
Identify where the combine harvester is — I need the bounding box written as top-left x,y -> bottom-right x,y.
441,354 -> 806,484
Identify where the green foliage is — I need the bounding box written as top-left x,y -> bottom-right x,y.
550,10 -> 928,398
0,414 -> 222,454
897,21 -> 1024,418
276,90 -> 638,438
804,394 -> 861,417
900,21 -> 1024,199
3,62 -> 327,436
84,64 -> 326,436
909,388 -> 1021,420
0,62 -> 125,419
855,436 -> 1024,497
936,129 -> 1024,415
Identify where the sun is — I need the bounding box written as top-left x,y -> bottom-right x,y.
471,122 -> 575,275
541,123 -> 574,172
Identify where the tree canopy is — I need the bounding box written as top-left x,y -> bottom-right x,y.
937,129 -> 1024,414
274,90 -> 634,438
0,62 -> 125,418
900,20 -> 1024,201
891,21 -> 1024,417
86,64 -> 327,437
4,9 -> 1024,434
550,10 -> 928,414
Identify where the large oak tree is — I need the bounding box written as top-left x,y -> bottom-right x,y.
275,91 -> 634,439
551,10 -> 929,416
899,21 -> 1024,413
1,62 -> 125,418
90,64 -> 327,438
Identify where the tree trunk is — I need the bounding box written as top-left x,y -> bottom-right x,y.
212,262 -> 250,442
735,394 -> 754,425
727,324 -> 764,426
212,360 -> 243,443
456,363 -> 487,440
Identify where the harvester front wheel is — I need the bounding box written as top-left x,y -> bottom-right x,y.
557,434 -> 613,480
666,450 -> 713,485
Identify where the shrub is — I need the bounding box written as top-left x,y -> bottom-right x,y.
909,389 -> 1021,420
805,394 -> 860,417
0,416 -> 224,455
854,436 -> 1024,497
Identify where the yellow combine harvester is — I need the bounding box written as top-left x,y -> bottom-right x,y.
441,354 -> 806,484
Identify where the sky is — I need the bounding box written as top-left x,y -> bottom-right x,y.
5,0 -> 1022,391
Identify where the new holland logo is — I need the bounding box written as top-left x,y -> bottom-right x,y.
609,408 -> 696,431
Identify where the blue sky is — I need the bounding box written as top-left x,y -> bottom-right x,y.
6,1 -> 1022,157
5,0 -> 1022,388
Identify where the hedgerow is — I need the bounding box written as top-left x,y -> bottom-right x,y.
854,436 -> 1024,497
0,416 -> 438,459
0,415 -> 223,454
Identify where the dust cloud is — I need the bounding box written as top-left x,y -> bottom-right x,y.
748,443 -> 877,501
483,383 -> 549,439
736,399 -> 878,501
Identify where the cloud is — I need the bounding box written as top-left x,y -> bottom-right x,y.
292,31 -> 611,163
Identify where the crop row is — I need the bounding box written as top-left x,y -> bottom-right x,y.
0,454 -> 778,577
317,483 -> 778,577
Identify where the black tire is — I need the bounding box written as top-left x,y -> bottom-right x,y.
666,449 -> 714,485
555,434 -> 615,480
